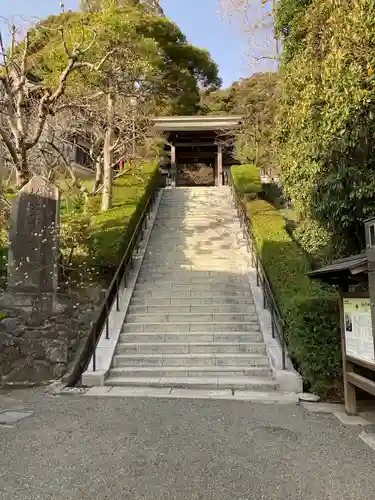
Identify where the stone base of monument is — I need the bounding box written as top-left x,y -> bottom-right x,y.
0,291 -> 97,385
0,291 -> 67,314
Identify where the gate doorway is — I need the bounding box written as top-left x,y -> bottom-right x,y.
177,163 -> 214,187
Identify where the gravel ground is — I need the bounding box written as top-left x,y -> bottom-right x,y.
1,387 -> 375,500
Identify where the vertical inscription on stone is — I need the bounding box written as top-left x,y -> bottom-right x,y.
7,176 -> 60,293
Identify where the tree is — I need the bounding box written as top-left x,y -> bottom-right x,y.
275,0 -> 375,256
29,2 -> 220,210
0,19 -> 111,187
80,0 -> 163,15
201,72 -> 278,173
219,0 -> 280,66
233,73 -> 278,172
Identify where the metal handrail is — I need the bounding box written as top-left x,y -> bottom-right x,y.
228,172 -> 286,369
68,172 -> 162,385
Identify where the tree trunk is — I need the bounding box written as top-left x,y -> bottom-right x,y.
101,91 -> 114,212
15,166 -> 30,187
93,156 -> 103,193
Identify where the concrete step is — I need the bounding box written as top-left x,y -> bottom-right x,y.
131,290 -> 253,299
152,224 -> 241,230
146,237 -> 240,242
139,268 -> 247,275
107,365 -> 272,378
127,304 -> 255,314
147,236 -> 245,243
136,277 -> 249,286
122,322 -> 260,333
136,270 -> 245,278
119,331 -> 263,343
145,244 -> 240,251
140,262 -> 245,268
130,296 -> 254,306
125,312 -> 258,323
112,353 -> 270,367
134,283 -> 252,293
116,342 -> 266,355
105,375 -> 278,391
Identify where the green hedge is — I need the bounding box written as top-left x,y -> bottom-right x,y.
231,164 -> 261,196
232,169 -> 342,396
88,163 -> 159,269
59,163 -> 159,281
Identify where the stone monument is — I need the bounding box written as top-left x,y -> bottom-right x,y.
7,176 -> 60,302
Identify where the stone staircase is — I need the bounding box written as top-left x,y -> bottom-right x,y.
105,187 -> 278,392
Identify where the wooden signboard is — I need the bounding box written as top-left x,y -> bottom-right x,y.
341,293 -> 375,414
343,297 -> 375,365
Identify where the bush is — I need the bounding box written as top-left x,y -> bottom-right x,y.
88,163 -> 159,270
59,163 -> 159,281
232,170 -> 341,397
288,297 -> 342,396
292,218 -> 346,267
231,165 -> 261,197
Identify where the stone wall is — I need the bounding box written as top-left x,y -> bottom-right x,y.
0,292 -> 98,385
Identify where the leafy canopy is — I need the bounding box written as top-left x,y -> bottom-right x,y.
275,0 -> 375,255
30,2 -> 220,115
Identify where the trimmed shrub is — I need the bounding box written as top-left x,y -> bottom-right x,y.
232,170 -> 341,397
88,163 -> 159,270
59,163 -> 159,280
231,164 -> 261,197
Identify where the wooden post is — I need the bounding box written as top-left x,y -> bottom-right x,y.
216,143 -> 223,187
171,144 -> 176,186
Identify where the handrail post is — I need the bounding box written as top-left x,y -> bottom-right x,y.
93,332 -> 96,372
116,275 -> 120,312
105,302 -> 109,339
256,257 -> 260,287
262,276 -> 267,309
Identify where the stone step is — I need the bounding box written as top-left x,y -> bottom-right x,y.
125,313 -> 258,324
145,243 -> 239,250
143,246 -> 243,251
140,261 -> 245,267
116,342 -> 266,355
155,210 -> 236,215
156,213 -> 236,217
152,223 -> 241,229
137,271 -> 245,278
132,290 -> 252,299
122,322 -> 260,333
137,269 -> 247,277
105,375 -> 278,391
112,353 -> 270,367
147,236 -> 238,242
119,332 -> 263,343
139,263 -> 247,268
107,365 -> 272,379
136,276 -> 248,285
130,296 -> 254,306
139,268 -> 247,275
134,283 -> 252,293
135,280 -> 249,289
128,304 -> 255,314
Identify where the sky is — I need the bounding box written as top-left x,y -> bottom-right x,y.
0,0 -> 274,88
